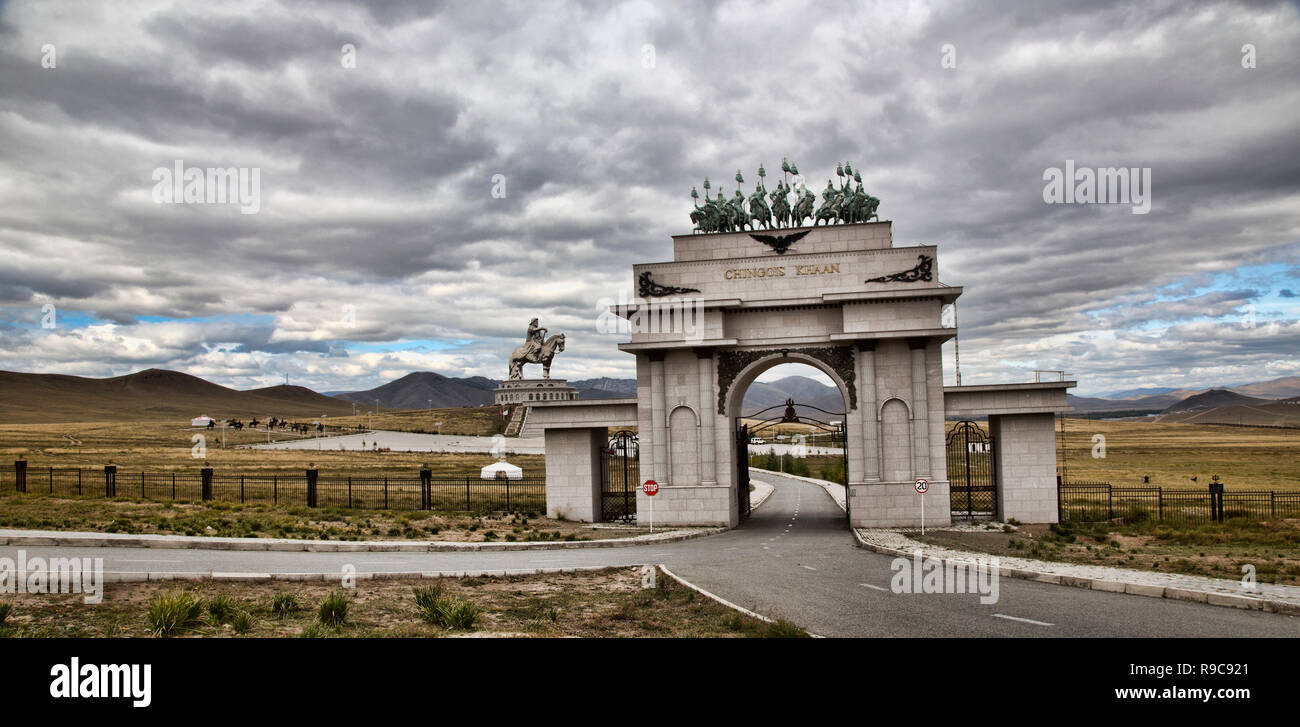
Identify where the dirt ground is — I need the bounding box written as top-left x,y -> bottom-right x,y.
0,568 -> 807,638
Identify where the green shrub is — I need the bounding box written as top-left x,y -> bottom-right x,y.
299,622 -> 329,638
207,594 -> 239,625
317,591 -> 349,627
232,610 -> 254,634
272,592 -> 302,617
761,619 -> 810,638
146,591 -> 205,637
413,586 -> 480,630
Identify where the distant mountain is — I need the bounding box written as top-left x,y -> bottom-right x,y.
571,377 -> 638,399
1160,389 -> 1269,414
0,368 -> 355,423
332,372 -> 498,409
1067,392 -> 1184,412
1231,376 -> 1300,399
741,376 -> 846,420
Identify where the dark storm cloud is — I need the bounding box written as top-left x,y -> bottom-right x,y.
0,0 -> 1296,392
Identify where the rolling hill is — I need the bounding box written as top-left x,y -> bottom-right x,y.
0,369 -> 357,423
1159,389 -> 1268,414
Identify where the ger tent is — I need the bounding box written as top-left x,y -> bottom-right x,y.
480,461 -> 523,480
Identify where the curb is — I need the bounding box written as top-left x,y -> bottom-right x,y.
850,529 -> 1300,617
656,564 -> 820,637
747,480 -> 777,511
0,527 -> 725,553
94,564 -> 636,584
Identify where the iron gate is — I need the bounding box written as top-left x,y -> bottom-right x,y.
946,420 -> 997,519
736,424 -> 751,520
600,430 -> 639,522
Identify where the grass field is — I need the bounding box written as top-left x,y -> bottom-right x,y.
0,420 -> 543,478
917,518 -> 1300,585
1051,418 -> 1300,491
0,493 -> 645,542
321,405 -> 506,436
0,567 -> 807,638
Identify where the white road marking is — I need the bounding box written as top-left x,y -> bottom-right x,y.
118,559 -> 184,563
860,583 -> 888,592
358,561 -> 406,566
799,565 -> 817,571
993,613 -> 1054,627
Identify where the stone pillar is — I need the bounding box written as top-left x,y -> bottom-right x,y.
649,352 -> 668,485
858,343 -> 879,481
990,413 -> 1059,524
909,339 -> 930,478
696,349 -> 716,485
544,427 -> 605,522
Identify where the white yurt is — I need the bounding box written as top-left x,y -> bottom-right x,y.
480,460 -> 523,480
190,415 -> 214,427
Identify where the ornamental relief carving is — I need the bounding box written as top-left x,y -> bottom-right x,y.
716,346 -> 857,415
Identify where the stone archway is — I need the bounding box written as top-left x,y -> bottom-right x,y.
721,352 -> 856,524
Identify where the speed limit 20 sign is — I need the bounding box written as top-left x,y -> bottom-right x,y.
914,478 -> 929,494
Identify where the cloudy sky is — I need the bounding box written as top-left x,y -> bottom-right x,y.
1,0 -> 1297,397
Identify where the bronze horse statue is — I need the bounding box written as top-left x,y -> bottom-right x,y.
509,333 -> 566,380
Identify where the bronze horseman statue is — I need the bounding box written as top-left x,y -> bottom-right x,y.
690,159 -> 879,233
509,318 -> 566,380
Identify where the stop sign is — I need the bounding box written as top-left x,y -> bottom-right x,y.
642,480 -> 659,496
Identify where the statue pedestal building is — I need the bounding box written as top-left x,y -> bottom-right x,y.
493,379 -> 578,406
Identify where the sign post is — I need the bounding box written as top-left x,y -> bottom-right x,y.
643,479 -> 659,533
914,478 -> 929,535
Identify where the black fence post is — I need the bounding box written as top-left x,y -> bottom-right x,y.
1107,484 -> 1113,521
14,460 -> 26,493
420,469 -> 431,510
1209,480 -> 1224,522
50,466 -> 54,493
1157,487 -> 1163,522
306,468 -> 318,508
240,475 -> 245,504
347,476 -> 352,509
274,475 -> 278,505
383,476 -> 388,510
171,472 -> 176,500
77,468 -> 82,495
465,476 -> 471,512
200,467 -> 213,501
104,465 -> 117,498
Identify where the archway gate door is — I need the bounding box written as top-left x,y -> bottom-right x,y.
738,398 -> 848,522
600,430 -> 639,523
946,420 -> 996,519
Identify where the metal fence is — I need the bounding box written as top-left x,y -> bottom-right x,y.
1059,481 -> 1300,525
3,461 -> 545,514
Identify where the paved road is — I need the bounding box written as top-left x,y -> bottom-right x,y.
4,474 -> 1296,636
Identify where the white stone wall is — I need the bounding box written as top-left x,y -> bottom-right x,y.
990,413 -> 1059,524
543,428 -> 603,522
637,484 -> 735,527
849,481 -> 952,527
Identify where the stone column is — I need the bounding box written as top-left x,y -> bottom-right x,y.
858,342 -> 879,481
696,348 -> 716,486
909,339 -> 930,478
649,352 -> 668,485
